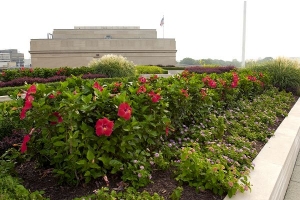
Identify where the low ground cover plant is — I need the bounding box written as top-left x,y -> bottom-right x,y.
0,74 -> 107,88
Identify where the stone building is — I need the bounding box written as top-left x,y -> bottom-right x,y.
0,49 -> 24,68
30,26 -> 177,68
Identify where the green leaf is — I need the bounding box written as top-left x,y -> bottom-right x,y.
76,160 -> 87,165
87,150 -> 95,161
58,127 -> 65,133
89,163 -> 101,169
81,94 -> 92,104
37,84 -> 46,91
109,159 -> 122,167
84,171 -> 91,177
98,155 -> 111,168
53,141 -> 65,146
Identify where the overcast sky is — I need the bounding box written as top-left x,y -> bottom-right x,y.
1,0 -> 299,62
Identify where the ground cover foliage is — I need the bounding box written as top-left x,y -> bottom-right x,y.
0,66 -> 297,199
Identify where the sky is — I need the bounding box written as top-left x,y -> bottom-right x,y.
1,0 -> 299,62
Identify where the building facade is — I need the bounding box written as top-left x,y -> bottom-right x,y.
0,49 -> 24,68
30,26 -> 177,68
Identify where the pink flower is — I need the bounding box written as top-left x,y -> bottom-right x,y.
137,85 -> 146,94
138,77 -> 147,84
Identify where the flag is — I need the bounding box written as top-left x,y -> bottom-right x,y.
160,17 -> 164,26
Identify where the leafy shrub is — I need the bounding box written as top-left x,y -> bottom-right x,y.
247,57 -> 300,95
89,54 -> 135,78
135,65 -> 164,74
5,70 -> 291,197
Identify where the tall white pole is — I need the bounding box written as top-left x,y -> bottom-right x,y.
242,1 -> 247,67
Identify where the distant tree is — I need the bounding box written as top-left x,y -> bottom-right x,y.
231,59 -> 241,67
179,57 -> 198,65
259,57 -> 273,63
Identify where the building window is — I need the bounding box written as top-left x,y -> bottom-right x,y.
105,35 -> 112,39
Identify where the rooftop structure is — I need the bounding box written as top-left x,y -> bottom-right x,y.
30,26 -> 177,68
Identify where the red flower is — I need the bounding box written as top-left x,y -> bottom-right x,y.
150,74 -> 158,81
149,92 -> 161,103
138,77 -> 147,84
48,94 -> 55,99
30,68 -> 34,72
247,76 -> 257,81
208,79 -> 217,88
114,82 -> 122,87
50,112 -> 63,125
200,88 -> 207,99
20,67 -> 25,71
56,91 -> 62,95
93,82 -> 103,92
180,89 -> 189,98
231,81 -> 238,88
95,117 -> 114,136
23,96 -> 34,110
166,126 -> 169,136
137,85 -> 147,94
118,102 -> 132,120
21,134 -> 30,153
1,71 -> 5,76
20,108 -> 27,120
181,70 -> 189,77
219,79 -> 227,87
203,76 -> 217,88
20,89 -> 36,120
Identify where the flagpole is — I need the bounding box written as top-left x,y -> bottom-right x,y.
163,15 -> 164,38
242,1 -> 247,67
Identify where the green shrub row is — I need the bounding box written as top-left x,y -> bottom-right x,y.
0,77 -> 136,96
135,65 -> 165,74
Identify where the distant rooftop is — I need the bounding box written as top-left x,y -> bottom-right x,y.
74,26 -> 140,30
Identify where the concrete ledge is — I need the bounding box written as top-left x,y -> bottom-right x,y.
0,94 -> 24,102
0,95 -> 13,102
168,70 -> 184,74
140,74 -> 174,78
224,98 -> 300,200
